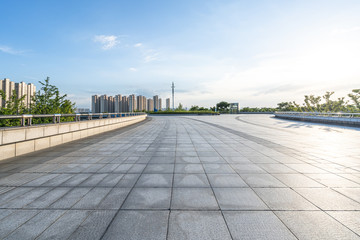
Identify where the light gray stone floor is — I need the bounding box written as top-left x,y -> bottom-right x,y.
0,115 -> 359,239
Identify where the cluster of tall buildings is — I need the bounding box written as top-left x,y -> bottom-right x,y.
0,78 -> 36,108
91,94 -> 171,113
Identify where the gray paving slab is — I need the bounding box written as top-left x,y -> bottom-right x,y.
122,188 -> 171,209
115,173 -> 140,187
240,173 -> 287,187
1,187 -> 51,208
73,187 -> 112,209
144,164 -> 174,173
174,164 -> 204,173
223,211 -> 297,240
175,156 -> 201,163
26,187 -> 71,208
97,188 -> 131,210
50,187 -> 92,209
254,188 -> 318,210
135,173 -> 173,188
4,210 -> 65,240
171,188 -> 219,210
97,173 -> 124,187
62,173 -> 91,187
276,211 -> 360,240
103,210 -> 169,240
294,188 -> 360,210
272,173 -> 325,187
207,174 -> 248,187
203,164 -> 236,174
36,210 -> 91,240
232,164 -> 267,173
213,188 -> 269,210
327,211 -> 360,236
173,174 -> 210,187
0,210 -> 39,239
68,210 -> 117,240
168,211 -> 231,240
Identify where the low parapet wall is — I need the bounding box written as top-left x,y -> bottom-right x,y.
0,115 -> 147,161
274,112 -> 360,127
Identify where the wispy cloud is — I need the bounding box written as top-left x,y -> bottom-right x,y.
134,43 -> 143,48
129,67 -> 137,72
144,49 -> 160,63
0,45 -> 25,55
93,35 -> 119,50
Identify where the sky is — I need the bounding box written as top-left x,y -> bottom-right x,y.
1,0 -> 360,109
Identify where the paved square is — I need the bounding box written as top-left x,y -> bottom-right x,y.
0,115 -> 359,239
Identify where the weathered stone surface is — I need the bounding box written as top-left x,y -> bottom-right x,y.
0,115 -> 359,239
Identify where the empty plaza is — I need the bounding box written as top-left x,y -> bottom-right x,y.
0,115 -> 359,239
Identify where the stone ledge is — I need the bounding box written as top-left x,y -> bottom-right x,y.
0,115 -> 146,161
274,114 -> 360,127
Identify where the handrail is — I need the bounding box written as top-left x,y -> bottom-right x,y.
274,112 -> 360,118
0,112 -> 147,127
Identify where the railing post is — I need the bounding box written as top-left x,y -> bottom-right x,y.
21,115 -> 25,127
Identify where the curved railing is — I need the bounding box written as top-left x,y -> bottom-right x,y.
0,112 -> 147,127
274,111 -> 360,127
274,112 -> 360,118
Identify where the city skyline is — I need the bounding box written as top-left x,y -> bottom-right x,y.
92,93 -> 170,113
1,1 -> 360,108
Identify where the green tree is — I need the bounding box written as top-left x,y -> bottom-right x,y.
31,77 -> 75,123
348,89 -> 360,110
322,91 -> 334,112
176,103 -> 184,111
190,105 -> 199,111
0,90 -> 27,127
216,101 -> 230,112
277,102 -> 297,111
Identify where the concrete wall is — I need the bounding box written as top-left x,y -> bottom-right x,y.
274,114 -> 360,127
0,115 -> 146,161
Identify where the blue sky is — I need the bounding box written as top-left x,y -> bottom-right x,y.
1,0 -> 360,108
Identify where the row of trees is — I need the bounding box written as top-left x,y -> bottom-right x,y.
0,77 -> 75,127
277,89 -> 360,112
208,89 -> 360,113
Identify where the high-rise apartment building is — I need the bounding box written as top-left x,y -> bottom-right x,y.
166,98 -> 170,110
114,94 -> 122,113
122,96 -> 129,112
137,95 -> 147,111
128,94 -> 136,112
147,98 -> 154,112
100,95 -> 108,113
108,96 -> 114,113
0,78 -> 36,109
91,95 -> 100,113
159,98 -> 162,111
153,95 -> 159,111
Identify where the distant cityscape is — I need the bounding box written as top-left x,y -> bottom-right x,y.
0,78 -> 36,109
91,94 -> 171,113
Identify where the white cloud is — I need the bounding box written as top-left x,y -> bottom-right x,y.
129,67 -> 137,72
134,43 -> 143,48
0,45 -> 24,55
144,49 -> 160,63
93,35 -> 119,50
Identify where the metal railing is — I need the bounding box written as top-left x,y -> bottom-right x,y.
274,112 -> 360,118
0,112 -> 146,127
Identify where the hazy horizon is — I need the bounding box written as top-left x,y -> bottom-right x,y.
1,0 -> 359,108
